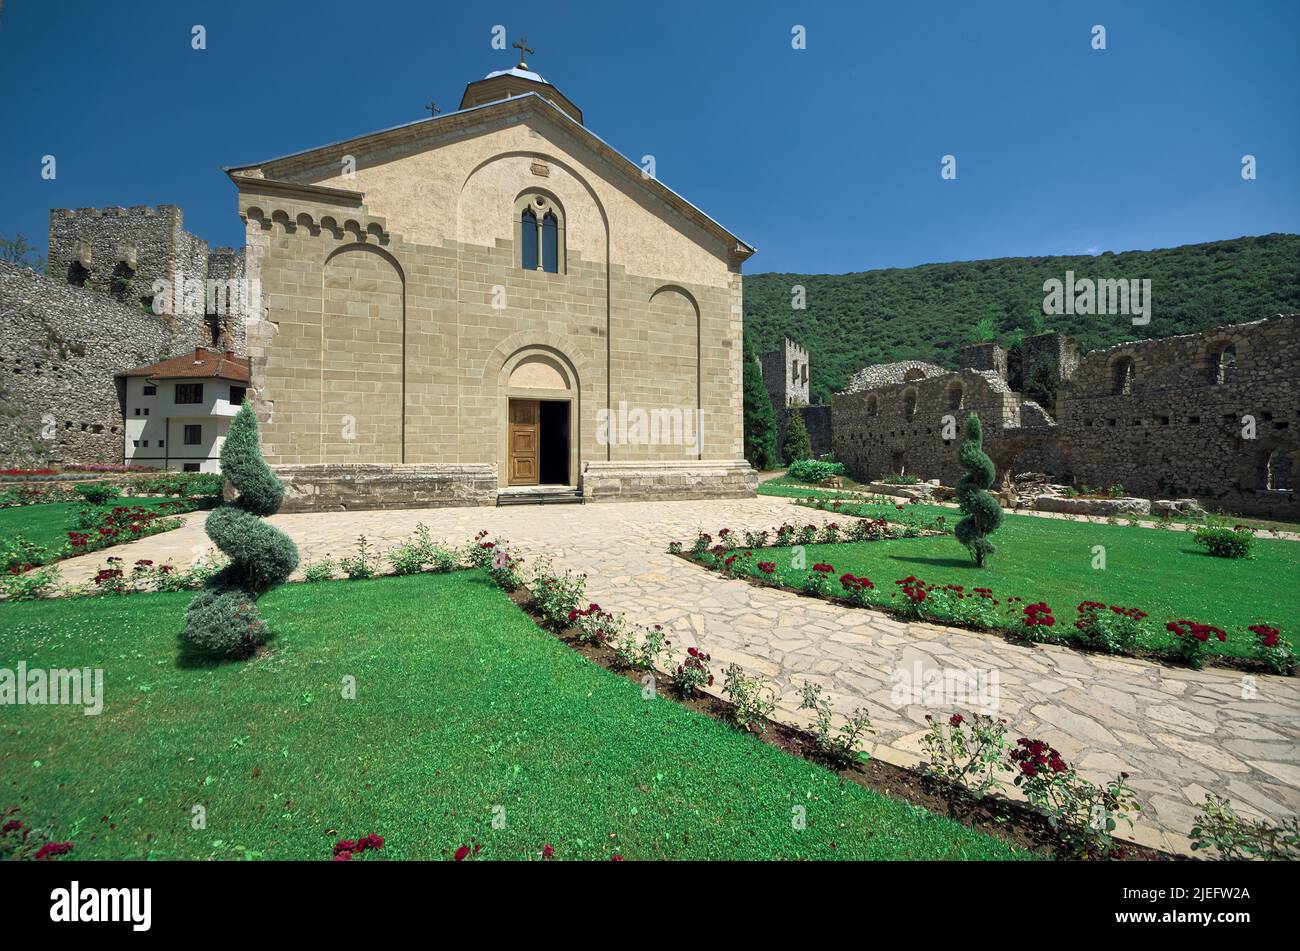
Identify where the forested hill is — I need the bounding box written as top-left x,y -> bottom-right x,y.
743,233 -> 1300,403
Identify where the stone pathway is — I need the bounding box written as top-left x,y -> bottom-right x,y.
42,496 -> 1300,855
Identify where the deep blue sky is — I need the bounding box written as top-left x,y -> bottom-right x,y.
1,0 -> 1296,274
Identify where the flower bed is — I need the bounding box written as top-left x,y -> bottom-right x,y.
669,528 -> 1294,675
2,502 -> 195,575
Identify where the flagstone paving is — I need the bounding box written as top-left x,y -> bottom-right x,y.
44,496 -> 1300,855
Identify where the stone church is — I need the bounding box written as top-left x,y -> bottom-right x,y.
226,47 -> 757,510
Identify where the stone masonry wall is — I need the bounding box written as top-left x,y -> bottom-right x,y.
760,337 -> 810,409
831,316 -> 1300,517
0,261 -> 198,466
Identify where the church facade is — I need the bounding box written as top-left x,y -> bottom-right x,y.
225,55 -> 757,510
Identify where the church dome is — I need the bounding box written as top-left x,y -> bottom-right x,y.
458,36 -> 583,125
483,66 -> 549,85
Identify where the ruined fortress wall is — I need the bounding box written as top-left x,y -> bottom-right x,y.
832,369 -> 1027,485
831,316 -> 1299,517
1058,316 -> 1299,515
48,205 -> 197,307
0,261 -> 198,466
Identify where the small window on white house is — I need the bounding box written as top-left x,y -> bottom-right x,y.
143,384 -> 157,396
175,383 -> 204,404
184,424 -> 202,445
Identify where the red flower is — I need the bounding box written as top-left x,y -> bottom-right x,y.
610,854 -> 624,862
1249,624 -> 1281,648
541,843 -> 555,859
33,841 -> 73,860
949,714 -> 964,728
454,845 -> 471,862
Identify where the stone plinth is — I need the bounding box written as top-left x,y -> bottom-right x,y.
581,459 -> 757,502
275,463 -> 498,513
1033,495 -> 1153,517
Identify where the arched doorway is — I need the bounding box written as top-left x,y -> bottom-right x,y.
499,348 -> 579,487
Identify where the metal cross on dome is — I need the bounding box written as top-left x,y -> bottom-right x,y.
513,33 -> 535,69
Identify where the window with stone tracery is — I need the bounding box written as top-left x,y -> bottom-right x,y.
516,192 -> 565,274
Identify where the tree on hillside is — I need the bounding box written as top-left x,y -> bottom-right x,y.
0,234 -> 45,271
742,335 -> 777,470
954,413 -> 1003,567
781,409 -> 813,465
182,403 -> 299,658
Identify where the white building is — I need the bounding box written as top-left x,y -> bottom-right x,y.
119,349 -> 250,472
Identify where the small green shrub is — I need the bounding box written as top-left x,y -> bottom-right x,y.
0,564 -> 62,601
1190,793 -> 1300,860
389,523 -> 440,575
612,624 -> 669,672
339,536 -> 378,580
799,682 -> 874,766
1070,603 -> 1150,654
465,530 -> 498,569
486,547 -> 525,591
1,535 -> 52,573
786,459 -> 847,483
881,473 -> 920,485
671,647 -> 713,697
74,482 -> 119,506
183,587 -> 267,657
1011,738 -> 1139,859
920,713 -> 1008,796
530,559 -> 586,630
302,560 -> 336,583
722,663 -> 777,733
1193,522 -> 1254,559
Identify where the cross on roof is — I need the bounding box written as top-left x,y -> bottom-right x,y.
512,33 -> 535,69
423,101 -> 440,116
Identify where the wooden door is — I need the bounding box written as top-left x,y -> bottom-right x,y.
508,399 -> 540,485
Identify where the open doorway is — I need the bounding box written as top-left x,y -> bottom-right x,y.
539,400 -> 570,485
507,398 -> 571,486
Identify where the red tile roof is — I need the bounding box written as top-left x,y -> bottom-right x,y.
121,348 -> 251,383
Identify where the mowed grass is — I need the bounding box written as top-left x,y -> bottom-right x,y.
0,499 -> 187,552
0,572 -> 1027,861
746,511 -> 1300,657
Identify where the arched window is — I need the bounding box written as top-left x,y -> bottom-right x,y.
866,395 -> 879,417
541,212 -> 558,273
1112,356 -> 1134,395
1266,449 -> 1293,491
903,368 -> 926,382
902,388 -> 917,416
520,208 -> 538,271
947,381 -> 964,411
516,192 -> 565,274
1213,343 -> 1237,384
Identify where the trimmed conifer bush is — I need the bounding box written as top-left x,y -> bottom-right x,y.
743,335 -> 777,470
781,409 -> 813,464
954,412 -> 1003,567
182,403 -> 298,657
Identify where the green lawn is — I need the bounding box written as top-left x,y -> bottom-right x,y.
0,572 -> 1027,861
0,499 -> 189,553
727,513 -> 1300,658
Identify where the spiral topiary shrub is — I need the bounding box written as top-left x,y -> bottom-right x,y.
954,412 -> 1003,567
182,403 -> 298,657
